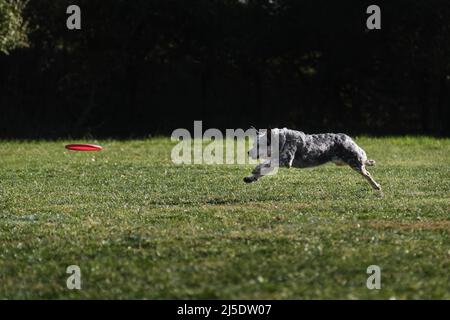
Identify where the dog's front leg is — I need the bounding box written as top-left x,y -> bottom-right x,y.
243,141 -> 297,183
278,142 -> 297,168
244,160 -> 273,183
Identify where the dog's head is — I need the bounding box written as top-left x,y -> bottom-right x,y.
248,128 -> 275,160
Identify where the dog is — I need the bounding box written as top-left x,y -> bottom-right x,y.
244,128 -> 381,190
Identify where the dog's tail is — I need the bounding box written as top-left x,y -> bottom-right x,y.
365,159 -> 376,166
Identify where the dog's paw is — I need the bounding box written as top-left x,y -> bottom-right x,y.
243,176 -> 257,183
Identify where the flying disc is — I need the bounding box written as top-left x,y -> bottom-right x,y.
65,144 -> 103,151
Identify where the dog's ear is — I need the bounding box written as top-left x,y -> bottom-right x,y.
250,126 -> 259,135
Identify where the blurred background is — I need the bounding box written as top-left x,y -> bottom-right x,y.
1,0 -> 449,138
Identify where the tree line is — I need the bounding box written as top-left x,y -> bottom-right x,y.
1,0 -> 449,138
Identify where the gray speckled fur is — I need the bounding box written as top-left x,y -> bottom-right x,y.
279,129 -> 368,168
245,128 -> 381,190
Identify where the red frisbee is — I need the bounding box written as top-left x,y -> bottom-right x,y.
65,144 -> 103,151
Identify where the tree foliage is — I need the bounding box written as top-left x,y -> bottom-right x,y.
0,0 -> 27,54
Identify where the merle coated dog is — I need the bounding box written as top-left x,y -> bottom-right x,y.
245,128 -> 381,190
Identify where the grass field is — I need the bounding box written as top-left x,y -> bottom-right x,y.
0,137 -> 449,299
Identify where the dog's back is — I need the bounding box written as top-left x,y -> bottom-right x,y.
283,131 -> 354,168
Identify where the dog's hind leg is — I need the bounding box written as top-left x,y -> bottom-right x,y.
350,163 -> 382,190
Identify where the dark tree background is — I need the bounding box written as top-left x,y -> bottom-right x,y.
0,0 -> 449,138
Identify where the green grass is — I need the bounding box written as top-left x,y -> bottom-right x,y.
0,137 -> 449,299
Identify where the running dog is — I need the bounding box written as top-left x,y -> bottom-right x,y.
245,128 -> 381,190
